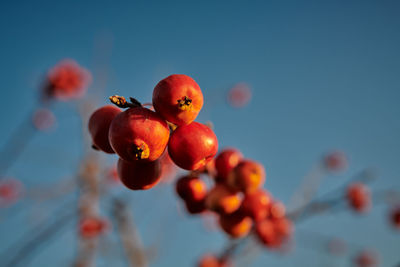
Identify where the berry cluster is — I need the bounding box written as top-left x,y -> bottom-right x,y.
174,148 -> 293,266
88,74 -> 218,190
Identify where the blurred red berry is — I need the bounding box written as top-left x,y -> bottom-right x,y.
168,122 -> 218,170
176,176 -> 207,203
214,148 -> 243,183
79,217 -> 109,239
184,199 -> 207,214
390,206 -> 400,229
241,189 -> 272,222
269,201 -> 286,219
117,158 -> 161,190
219,210 -> 252,238
153,74 -> 204,125
0,178 -> 23,207
324,151 -> 348,172
346,183 -> 371,213
88,105 -> 121,154
205,184 -> 241,215
228,159 -> 265,193
109,107 -> 170,162
354,250 -> 379,267
227,83 -> 252,108
32,108 -> 56,131
255,219 -> 279,247
45,59 -> 92,101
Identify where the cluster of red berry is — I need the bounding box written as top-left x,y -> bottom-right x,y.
174,148 -> 293,266
88,74 -> 218,190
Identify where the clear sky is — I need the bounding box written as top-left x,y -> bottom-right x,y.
0,1 -> 399,266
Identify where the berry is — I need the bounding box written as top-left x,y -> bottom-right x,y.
32,108 -> 56,131
227,83 -> 251,108
241,190 -> 271,222
45,59 -> 92,101
324,151 -> 348,172
228,159 -> 265,193
0,179 -> 22,207
273,217 -> 293,238
346,183 -> 371,213
219,210 -> 252,238
117,158 -> 161,190
168,122 -> 218,170
390,206 -> 400,229
176,176 -> 207,202
88,105 -> 121,154
214,148 -> 243,183
152,74 -> 203,125
109,107 -> 170,162
79,217 -> 109,239
255,219 -> 279,247
205,184 -> 241,215
354,250 -> 379,267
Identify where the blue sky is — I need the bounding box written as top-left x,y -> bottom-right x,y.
0,1 -> 399,266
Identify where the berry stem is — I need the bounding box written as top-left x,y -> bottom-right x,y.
109,95 -> 142,109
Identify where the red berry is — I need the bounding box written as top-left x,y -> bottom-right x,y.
152,74 -> 203,125
228,159 -> 265,193
109,107 -> 170,162
0,179 -> 22,207
227,83 -> 252,108
205,184 -> 241,215
176,176 -> 207,202
214,148 -> 243,183
117,158 -> 161,190
354,250 -> 379,267
32,108 -> 56,131
346,183 -> 371,213
241,190 -> 272,222
324,151 -> 348,172
390,206 -> 400,229
45,59 -> 92,101
273,217 -> 293,238
79,217 -> 109,239
168,122 -> 218,170
255,219 -> 279,247
88,105 -> 121,153
219,210 -> 252,238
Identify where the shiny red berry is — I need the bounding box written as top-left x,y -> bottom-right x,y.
88,105 -> 121,153
117,158 -> 161,190
219,210 -> 252,238
168,122 -> 218,170
205,184 -> 241,215
109,107 -> 170,162
152,74 -> 203,125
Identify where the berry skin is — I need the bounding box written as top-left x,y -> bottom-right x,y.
205,184 -> 241,215
176,176 -> 207,203
117,158 -> 161,190
219,210 -> 252,238
88,105 -> 121,154
214,148 -> 243,183
346,183 -> 371,213
152,74 -> 203,125
228,160 -> 265,193
184,199 -> 207,214
109,107 -> 170,162
168,122 -> 218,170
241,190 -> 272,222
